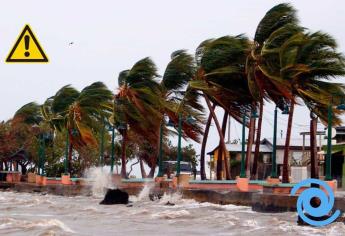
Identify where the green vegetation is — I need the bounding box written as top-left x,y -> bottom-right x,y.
1,3 -> 345,182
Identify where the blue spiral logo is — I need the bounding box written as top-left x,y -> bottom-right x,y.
290,178 -> 340,227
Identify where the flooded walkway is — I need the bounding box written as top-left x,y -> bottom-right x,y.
1,191 -> 345,236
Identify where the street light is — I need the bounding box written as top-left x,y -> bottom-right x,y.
158,114 -> 195,177
109,124 -> 116,174
157,118 -> 176,177
118,122 -> 127,177
270,104 -> 289,178
176,114 -> 196,176
239,113 -> 247,178
239,108 -> 259,178
325,97 -> 345,180
157,121 -> 164,177
99,120 -> 106,167
64,128 -> 77,175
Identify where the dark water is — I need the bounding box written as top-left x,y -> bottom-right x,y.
1,190 -> 345,236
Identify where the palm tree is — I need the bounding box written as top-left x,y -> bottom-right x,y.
200,103 -> 215,179
114,58 -> 162,178
13,102 -> 43,125
265,30 -> 345,182
52,82 -> 113,174
160,50 -> 204,177
191,35 -> 255,179
246,3 -> 301,179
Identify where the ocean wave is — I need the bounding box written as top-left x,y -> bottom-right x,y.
0,217 -> 74,233
151,210 -> 191,219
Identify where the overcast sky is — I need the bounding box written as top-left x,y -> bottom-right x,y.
1,1 -> 344,174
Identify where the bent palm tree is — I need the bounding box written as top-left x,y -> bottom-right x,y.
114,58 -> 162,178
52,82 -> 113,174
266,30 -> 345,182
192,35 -> 255,179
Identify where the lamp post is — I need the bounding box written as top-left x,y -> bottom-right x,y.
110,125 -> 116,174
162,113 -> 196,177
176,113 -> 183,176
157,122 -> 164,177
40,134 -> 47,176
118,122 -> 127,177
270,104 -> 289,178
64,130 -> 69,175
64,128 -> 77,175
157,118 -> 175,178
325,103 -> 333,181
270,107 -> 278,178
99,121 -> 105,167
325,97 -> 345,180
239,108 -> 259,178
37,136 -> 42,175
240,113 -> 246,178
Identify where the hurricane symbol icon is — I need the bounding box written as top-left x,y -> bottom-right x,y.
290,178 -> 340,227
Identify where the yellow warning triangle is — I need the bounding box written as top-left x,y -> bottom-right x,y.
6,25 -> 49,63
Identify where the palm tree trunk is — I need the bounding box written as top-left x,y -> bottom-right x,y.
310,114 -> 318,179
216,111 -> 228,180
252,99 -> 263,179
148,164 -> 156,178
245,116 -> 255,178
68,134 -> 73,174
200,104 -> 215,180
282,100 -> 295,183
204,95 -> 231,179
139,157 -> 147,178
216,144 -> 223,180
121,130 -> 127,178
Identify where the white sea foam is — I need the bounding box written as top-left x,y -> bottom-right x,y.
151,209 -> 191,219
84,167 -> 114,197
0,218 -> 74,233
137,183 -> 154,201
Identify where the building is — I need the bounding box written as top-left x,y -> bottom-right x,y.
207,137 -> 322,180
207,127 -> 345,189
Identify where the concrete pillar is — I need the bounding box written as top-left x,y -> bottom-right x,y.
236,176 -> 249,192
266,176 -> 280,185
61,174 -> 71,185
35,175 -> 42,185
177,174 -> 190,187
325,179 -> 337,193
27,172 -> 36,183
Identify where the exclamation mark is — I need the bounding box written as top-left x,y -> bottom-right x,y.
24,35 -> 30,57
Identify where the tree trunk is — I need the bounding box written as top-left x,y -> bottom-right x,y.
252,99 -> 263,179
200,104 -> 215,180
139,157 -> 147,178
121,130 -> 127,178
217,111 -> 229,180
204,95 -> 231,179
310,113 -> 318,179
148,164 -> 156,178
282,100 -> 295,183
20,163 -> 28,175
245,116 -> 255,178
216,144 -> 223,180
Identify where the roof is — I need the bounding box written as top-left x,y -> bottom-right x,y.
262,138 -> 312,148
207,137 -> 319,155
322,142 -> 345,154
207,143 -> 272,155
